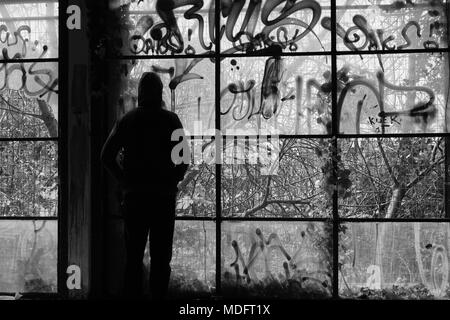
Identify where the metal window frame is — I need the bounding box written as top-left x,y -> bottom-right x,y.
107,0 -> 450,299
0,0 -> 448,300
0,0 -> 68,299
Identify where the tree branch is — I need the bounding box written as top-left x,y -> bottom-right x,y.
406,157 -> 444,190
376,138 -> 399,187
355,139 -> 382,212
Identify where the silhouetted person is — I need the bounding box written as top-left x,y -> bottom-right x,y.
101,72 -> 189,299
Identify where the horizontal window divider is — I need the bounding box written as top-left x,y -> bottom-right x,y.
337,133 -> 450,139
100,48 -> 449,62
0,137 -> 59,142
220,51 -> 331,58
0,292 -> 61,299
277,134 -> 332,139
334,3 -> 435,10
107,215 -> 217,221
0,16 -> 58,22
0,216 -> 58,220
1,0 -> 58,4
107,54 -> 214,60
0,58 -> 59,63
340,218 -> 450,223
221,217 -> 331,222
186,135 -> 215,140
185,134 -> 333,139
175,216 -> 216,221
335,48 -> 449,56
218,134 -> 332,139
336,133 -> 450,139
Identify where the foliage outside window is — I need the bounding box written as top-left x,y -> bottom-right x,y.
0,1 -> 59,293
104,0 -> 450,299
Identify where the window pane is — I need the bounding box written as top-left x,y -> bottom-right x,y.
337,53 -> 449,134
177,139 -> 215,217
222,221 -> 332,298
117,58 -> 215,135
0,220 -> 57,293
145,221 -> 216,297
335,0 -> 448,51
340,222 -> 450,299
222,138 -> 331,218
338,137 -> 445,219
220,0 -> 331,54
0,141 -> 58,217
114,0 -> 215,56
0,2 -> 59,59
0,62 -> 58,138
221,56 -> 331,135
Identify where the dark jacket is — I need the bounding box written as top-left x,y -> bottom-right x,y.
102,106 -> 189,195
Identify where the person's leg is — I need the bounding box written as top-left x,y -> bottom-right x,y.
123,192 -> 150,298
148,194 -> 176,299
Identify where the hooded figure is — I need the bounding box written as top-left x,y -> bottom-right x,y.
138,72 -> 164,108
101,72 -> 189,299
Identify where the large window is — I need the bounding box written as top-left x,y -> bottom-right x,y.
110,0 -> 450,299
0,1 -> 59,294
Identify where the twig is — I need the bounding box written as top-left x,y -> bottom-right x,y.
376,138 -> 399,187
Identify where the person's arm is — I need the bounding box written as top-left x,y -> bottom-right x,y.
101,120 -> 126,185
172,115 -> 190,183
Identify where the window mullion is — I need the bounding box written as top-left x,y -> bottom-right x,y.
330,0 -> 340,300
214,0 -> 222,297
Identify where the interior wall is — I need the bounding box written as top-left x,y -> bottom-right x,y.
67,0 -> 91,299
64,0 -> 128,299
86,0 -> 127,298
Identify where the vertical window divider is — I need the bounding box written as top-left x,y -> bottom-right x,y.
445,137 -> 450,218
214,0 -> 222,297
330,0 -> 340,299
58,0 -> 68,298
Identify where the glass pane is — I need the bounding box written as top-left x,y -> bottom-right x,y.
117,58 -> 214,135
337,52 -> 449,134
221,55 -> 331,135
0,220 -> 57,293
220,0 -> 331,54
177,138 -> 215,217
335,0 -> 448,51
0,141 -> 58,217
144,221 -> 216,297
0,62 -> 59,138
222,138 -> 332,218
0,2 -> 59,59
340,222 -> 450,299
338,137 -> 445,219
112,0 -> 215,56
222,221 -> 332,298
